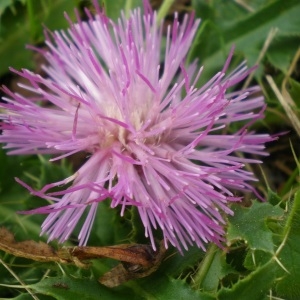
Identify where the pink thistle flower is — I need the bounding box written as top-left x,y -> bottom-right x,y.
0,1 -> 273,252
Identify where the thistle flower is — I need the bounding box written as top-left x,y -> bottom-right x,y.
0,1 -> 273,252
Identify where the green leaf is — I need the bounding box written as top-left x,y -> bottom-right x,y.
137,276 -> 214,300
88,200 -> 133,246
30,275 -> 138,300
288,77 -> 300,108
243,249 -> 273,271
198,248 -> 236,292
0,149 -> 73,241
35,155 -> 72,189
267,187 -> 282,206
230,191 -> 300,299
0,148 -> 26,194
29,274 -> 214,300
266,36 -> 300,73
217,260 -> 277,300
275,191 -> 300,299
190,0 -> 300,83
12,295 -> 37,300
0,150 -> 44,238
161,245 -> 205,277
0,0 -> 14,14
227,201 -> 284,253
0,0 -> 78,76
102,0 -> 142,20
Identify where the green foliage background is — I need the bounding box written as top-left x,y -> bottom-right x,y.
1,0 -> 300,299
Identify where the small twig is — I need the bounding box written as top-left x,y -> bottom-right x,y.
243,27 -> 278,89
157,0 -> 176,23
266,75 -> 300,137
272,229 -> 290,274
0,258 -> 39,300
234,0 -> 255,12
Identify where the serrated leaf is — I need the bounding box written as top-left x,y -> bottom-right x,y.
30,275 -> 137,300
231,192 -> 300,299
217,260 -> 277,300
244,249 -> 273,271
138,276 -> 215,300
267,187 -> 282,206
199,248 -> 236,292
227,201 -> 284,253
161,245 -> 205,277
275,191 -> 300,299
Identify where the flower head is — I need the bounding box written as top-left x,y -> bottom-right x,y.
0,1 -> 273,251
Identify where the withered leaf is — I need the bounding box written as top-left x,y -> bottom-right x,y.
0,227 -> 63,263
99,242 -> 166,287
0,227 -> 166,287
